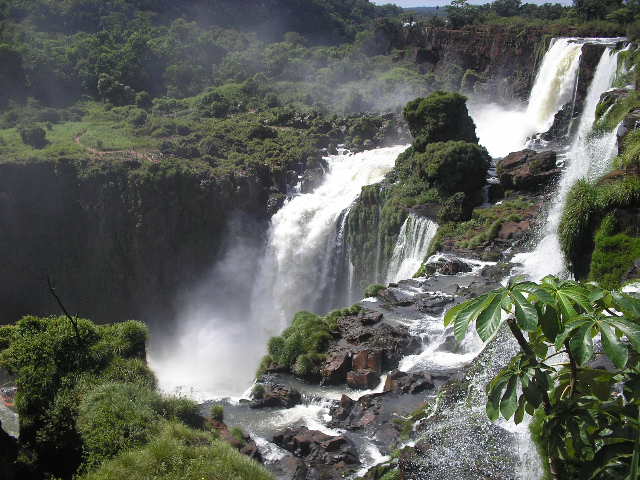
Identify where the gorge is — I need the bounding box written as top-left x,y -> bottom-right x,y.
2,2 -> 640,480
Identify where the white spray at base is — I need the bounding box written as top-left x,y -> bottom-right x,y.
251,145 -> 407,328
514,45 -> 624,280
386,214 -> 439,284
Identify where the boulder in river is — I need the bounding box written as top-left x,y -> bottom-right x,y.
422,257 -> 473,276
347,369 -> 380,390
273,426 -> 359,478
250,383 -> 302,409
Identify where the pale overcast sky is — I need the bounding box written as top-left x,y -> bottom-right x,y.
374,0 -> 573,6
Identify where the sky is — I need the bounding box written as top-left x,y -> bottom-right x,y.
373,0 -> 573,6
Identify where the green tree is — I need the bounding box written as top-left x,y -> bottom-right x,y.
574,0 -> 623,21
492,0 -> 522,17
447,0 -> 481,28
17,124 -> 47,149
446,276 -> 640,478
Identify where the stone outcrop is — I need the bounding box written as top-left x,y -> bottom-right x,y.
250,383 -> 302,409
422,257 -> 473,276
497,149 -> 560,192
272,427 -> 359,478
319,309 -> 421,386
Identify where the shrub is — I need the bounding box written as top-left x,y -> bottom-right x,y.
0,315 -> 153,478
160,396 -> 203,429
76,422 -> 273,480
76,382 -> 162,469
403,91 -> 478,144
17,124 -> 48,149
364,284 -> 386,297
210,404 -> 224,422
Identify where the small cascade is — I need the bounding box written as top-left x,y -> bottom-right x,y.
385,214 -> 439,284
515,44 -> 625,279
251,145 -> 407,327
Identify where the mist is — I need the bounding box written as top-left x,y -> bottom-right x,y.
148,214 -> 271,399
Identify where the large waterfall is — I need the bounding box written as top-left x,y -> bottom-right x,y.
385,214 -> 438,284
251,145 -> 407,327
515,43 -> 625,279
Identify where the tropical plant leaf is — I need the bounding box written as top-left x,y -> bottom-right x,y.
486,375 -> 509,422
500,375 -> 518,420
600,323 -> 628,369
612,291 -> 640,318
609,318 -> 640,353
569,324 -> 594,365
476,292 -> 506,342
539,304 -> 561,341
510,289 -> 538,331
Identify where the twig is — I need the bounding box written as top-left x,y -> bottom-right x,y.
47,276 -> 84,348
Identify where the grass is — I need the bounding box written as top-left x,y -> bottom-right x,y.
77,421 -> 273,480
560,176 -> 640,286
427,196 -> 534,256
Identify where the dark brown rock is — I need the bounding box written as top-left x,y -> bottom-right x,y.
250,383 -> 302,409
422,257 -> 473,276
497,149 -> 560,192
320,309 -> 421,387
498,220 -> 531,240
415,294 -> 454,315
383,370 -> 434,394
352,350 -> 383,374
273,426 -> 359,478
347,369 -> 380,389
320,352 -> 351,385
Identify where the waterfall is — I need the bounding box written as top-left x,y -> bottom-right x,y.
515,45 -> 624,280
526,38 -> 584,134
470,38 -> 584,157
385,214 -> 438,284
251,145 -> 407,328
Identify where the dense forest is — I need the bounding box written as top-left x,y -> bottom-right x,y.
1,1 -> 640,480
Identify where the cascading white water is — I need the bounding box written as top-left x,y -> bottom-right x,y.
251,145 -> 407,329
515,45 -> 624,280
385,214 -> 438,284
527,38 -> 584,133
470,38 -> 584,157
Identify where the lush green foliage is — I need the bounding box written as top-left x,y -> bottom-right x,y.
260,305 -> 362,378
0,315 -> 247,480
403,92 -> 478,143
445,276 -> 640,478
560,176 -> 640,286
0,315 -> 151,476
77,382 -> 164,469
77,421 -> 273,480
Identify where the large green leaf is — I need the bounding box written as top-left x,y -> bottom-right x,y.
539,304 -> 561,341
569,324 -> 594,366
612,291 -> 640,318
609,318 -> 640,353
476,292 -> 507,342
445,294 -> 491,342
510,289 -> 538,331
500,375 -> 518,420
600,323 -> 628,369
486,374 -> 509,422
